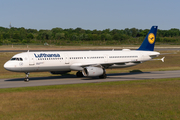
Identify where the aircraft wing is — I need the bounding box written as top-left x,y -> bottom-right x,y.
70,60 -> 139,70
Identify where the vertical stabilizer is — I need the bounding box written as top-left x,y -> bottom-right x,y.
137,26 -> 158,51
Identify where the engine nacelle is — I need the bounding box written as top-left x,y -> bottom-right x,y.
50,71 -> 70,74
82,67 -> 104,77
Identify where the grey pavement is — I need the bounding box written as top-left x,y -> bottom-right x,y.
0,70 -> 180,88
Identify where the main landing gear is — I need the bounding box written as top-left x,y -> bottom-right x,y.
99,69 -> 107,79
24,72 -> 30,82
99,73 -> 107,79
76,71 -> 84,77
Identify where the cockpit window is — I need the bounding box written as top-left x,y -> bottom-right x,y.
10,57 -> 23,61
10,58 -> 16,61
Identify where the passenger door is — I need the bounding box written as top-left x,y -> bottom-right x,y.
65,54 -> 69,64
28,53 -> 35,65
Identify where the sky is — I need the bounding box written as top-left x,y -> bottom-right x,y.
1,0 -> 180,30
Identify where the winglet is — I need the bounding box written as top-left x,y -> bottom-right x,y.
137,26 -> 158,51
161,57 -> 165,62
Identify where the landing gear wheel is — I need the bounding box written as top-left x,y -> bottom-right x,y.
99,74 -> 107,79
76,71 -> 84,77
24,72 -> 30,82
24,78 -> 29,82
99,69 -> 107,79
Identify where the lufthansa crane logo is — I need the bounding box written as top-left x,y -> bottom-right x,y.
148,33 -> 155,44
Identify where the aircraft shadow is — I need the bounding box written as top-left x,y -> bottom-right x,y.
5,75 -> 77,81
5,72 -> 155,81
108,72 -> 150,76
81,72 -> 151,80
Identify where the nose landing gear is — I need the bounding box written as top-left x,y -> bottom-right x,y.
24,72 -> 30,82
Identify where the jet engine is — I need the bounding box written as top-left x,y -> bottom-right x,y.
50,71 -> 70,74
82,67 -> 104,77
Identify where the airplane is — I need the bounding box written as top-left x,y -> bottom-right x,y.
4,26 -> 162,82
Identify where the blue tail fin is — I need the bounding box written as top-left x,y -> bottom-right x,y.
137,26 -> 158,51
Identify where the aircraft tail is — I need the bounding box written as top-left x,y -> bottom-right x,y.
137,26 -> 158,51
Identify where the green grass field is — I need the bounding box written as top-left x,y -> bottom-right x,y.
0,78 -> 180,120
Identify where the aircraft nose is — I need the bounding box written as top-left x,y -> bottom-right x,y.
4,62 -> 10,70
4,61 -> 13,71
4,61 -> 21,72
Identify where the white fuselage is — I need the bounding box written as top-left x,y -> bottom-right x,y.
4,49 -> 160,73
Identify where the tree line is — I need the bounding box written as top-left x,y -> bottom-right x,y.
0,26 -> 180,45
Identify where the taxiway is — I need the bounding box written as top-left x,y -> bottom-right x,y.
0,70 -> 180,88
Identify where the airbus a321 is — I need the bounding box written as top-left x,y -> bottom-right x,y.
4,26 -> 162,82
